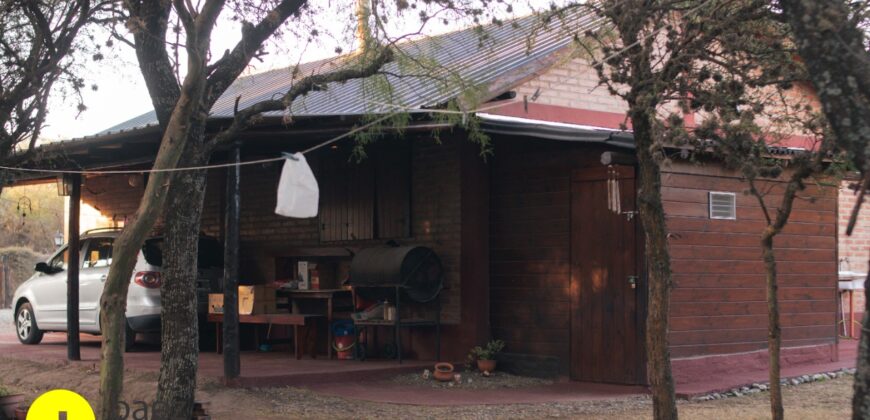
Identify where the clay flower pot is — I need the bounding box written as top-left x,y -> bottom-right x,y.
477,359 -> 497,373
433,362 -> 455,382
0,394 -> 24,419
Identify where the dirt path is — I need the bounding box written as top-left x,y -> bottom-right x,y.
0,356 -> 852,419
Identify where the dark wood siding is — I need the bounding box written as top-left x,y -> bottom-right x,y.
491,143 -> 838,367
318,148 -> 375,242
663,164 -> 838,358
318,139 -> 411,242
489,138 -> 606,364
376,140 -> 411,239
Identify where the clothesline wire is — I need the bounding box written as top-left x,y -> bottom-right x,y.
0,100 -> 513,176
0,112 -> 398,176
0,2 -> 709,177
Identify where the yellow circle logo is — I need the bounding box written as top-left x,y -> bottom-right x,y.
26,389 -> 94,420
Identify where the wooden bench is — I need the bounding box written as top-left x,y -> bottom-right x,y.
207,313 -> 325,360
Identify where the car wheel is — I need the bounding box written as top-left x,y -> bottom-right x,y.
124,322 -> 136,352
16,302 -> 44,345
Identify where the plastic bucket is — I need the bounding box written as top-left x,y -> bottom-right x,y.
333,335 -> 356,360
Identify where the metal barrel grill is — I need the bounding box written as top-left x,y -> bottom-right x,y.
348,245 -> 443,303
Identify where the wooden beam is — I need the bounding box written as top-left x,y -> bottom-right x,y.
67,173 -> 81,361
222,144 -> 241,381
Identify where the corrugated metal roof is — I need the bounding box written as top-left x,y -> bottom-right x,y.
98,11 -> 602,136
478,113 -> 635,148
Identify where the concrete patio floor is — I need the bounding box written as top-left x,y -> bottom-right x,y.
0,331 -> 431,387
0,327 -> 859,406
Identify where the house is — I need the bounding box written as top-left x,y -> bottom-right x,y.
9,12 -> 839,385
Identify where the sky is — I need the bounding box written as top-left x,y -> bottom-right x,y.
39,2 -> 544,141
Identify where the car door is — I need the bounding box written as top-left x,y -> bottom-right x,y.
27,246 -> 73,328
79,237 -> 113,331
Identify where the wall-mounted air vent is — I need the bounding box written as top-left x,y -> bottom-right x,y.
709,191 -> 736,220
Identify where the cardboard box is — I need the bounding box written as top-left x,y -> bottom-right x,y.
208,293 -> 224,314
209,285 -> 278,315
239,285 -> 277,315
297,261 -> 310,290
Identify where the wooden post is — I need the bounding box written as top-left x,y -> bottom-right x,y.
1,254 -> 8,308
67,173 -> 81,361
223,145 -> 241,381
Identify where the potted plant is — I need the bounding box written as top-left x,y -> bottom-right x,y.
468,339 -> 505,373
433,362 -> 455,382
0,386 -> 24,419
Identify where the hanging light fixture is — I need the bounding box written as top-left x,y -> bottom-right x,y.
56,175 -> 73,196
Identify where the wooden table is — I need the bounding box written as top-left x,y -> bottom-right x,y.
279,289 -> 353,358
208,313 -> 323,359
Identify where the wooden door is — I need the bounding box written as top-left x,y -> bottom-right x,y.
570,165 -> 645,384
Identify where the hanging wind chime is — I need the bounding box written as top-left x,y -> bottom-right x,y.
16,197 -> 32,225
606,165 -> 621,214
606,166 -> 636,221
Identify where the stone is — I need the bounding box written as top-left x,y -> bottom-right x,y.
812,374 -> 824,381
790,378 -> 801,386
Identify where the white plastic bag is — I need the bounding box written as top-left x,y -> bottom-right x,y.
275,153 -> 319,218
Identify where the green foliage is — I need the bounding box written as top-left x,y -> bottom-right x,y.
346,26 -> 500,162
468,339 -> 505,361
0,385 -> 14,397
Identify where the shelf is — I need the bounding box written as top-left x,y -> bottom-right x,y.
353,318 -> 439,327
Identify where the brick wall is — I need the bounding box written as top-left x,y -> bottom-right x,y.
839,179 -> 869,274
839,179 -> 869,326
82,174 -> 149,226
514,57 -> 628,115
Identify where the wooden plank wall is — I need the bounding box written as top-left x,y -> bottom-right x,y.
490,141 -> 838,365
663,163 -> 838,358
489,138 -> 606,364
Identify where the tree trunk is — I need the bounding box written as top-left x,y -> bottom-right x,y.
761,229 -> 783,420
99,83 -> 206,420
152,135 -> 209,419
98,169 -> 174,419
780,0 -> 870,173
632,111 -> 678,420
778,4 -> 870,415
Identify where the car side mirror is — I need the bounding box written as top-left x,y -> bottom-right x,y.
34,262 -> 52,274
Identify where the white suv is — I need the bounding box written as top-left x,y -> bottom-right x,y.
12,229 -> 223,350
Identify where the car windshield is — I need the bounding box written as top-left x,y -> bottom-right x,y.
142,237 -> 224,269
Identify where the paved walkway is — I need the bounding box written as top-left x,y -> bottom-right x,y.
673,340 -> 858,398
0,322 -> 859,406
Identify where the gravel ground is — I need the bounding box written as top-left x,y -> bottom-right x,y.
390,370 -> 553,390
0,354 -> 852,419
